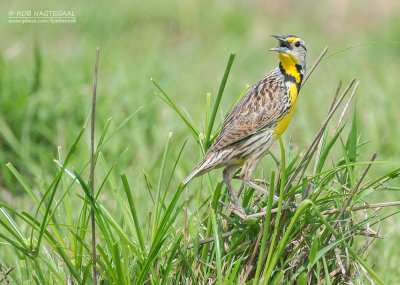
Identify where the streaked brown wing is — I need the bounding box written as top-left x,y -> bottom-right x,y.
208,71 -> 284,153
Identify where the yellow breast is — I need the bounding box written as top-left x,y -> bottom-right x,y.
274,83 -> 298,137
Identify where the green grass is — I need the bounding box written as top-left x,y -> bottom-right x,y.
0,47 -> 399,283
1,0 -> 400,283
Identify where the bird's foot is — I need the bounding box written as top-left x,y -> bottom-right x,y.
219,200 -> 246,215
220,201 -> 299,221
219,200 -> 252,220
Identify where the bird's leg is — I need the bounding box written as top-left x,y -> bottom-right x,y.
240,160 -> 279,201
242,179 -> 280,202
223,169 -> 245,215
237,182 -> 245,197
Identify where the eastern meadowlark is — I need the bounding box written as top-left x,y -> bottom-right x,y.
183,35 -> 307,216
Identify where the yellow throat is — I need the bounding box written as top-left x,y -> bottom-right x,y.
278,53 -> 301,83
274,53 -> 302,137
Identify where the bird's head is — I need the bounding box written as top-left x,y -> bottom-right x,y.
270,35 -> 307,73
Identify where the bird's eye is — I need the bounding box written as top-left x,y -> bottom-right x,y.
295,41 -> 301,47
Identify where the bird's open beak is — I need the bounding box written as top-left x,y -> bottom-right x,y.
270,34 -> 290,53
269,47 -> 289,54
271,34 -> 286,42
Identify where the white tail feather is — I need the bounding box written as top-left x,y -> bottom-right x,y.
183,151 -> 225,185
182,167 -> 202,185
182,154 -> 216,185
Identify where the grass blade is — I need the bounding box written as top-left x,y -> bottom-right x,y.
121,173 -> 146,252
152,79 -> 199,139
211,208 -> 222,285
204,53 -> 236,149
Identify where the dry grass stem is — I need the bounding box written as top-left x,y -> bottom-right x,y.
189,230 -> 235,247
311,81 -> 344,178
286,79 -> 357,197
321,201 -> 400,215
335,152 -> 377,227
90,46 -> 100,285
0,265 -> 15,282
301,46 -> 328,88
297,81 -> 360,189
331,84 -> 357,138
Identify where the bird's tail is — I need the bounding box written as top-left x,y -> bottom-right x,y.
183,153 -> 220,185
182,163 -> 205,185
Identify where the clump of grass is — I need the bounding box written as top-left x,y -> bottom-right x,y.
152,49 -> 400,284
0,48 -> 399,284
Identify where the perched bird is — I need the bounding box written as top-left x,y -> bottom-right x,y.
183,35 -> 307,215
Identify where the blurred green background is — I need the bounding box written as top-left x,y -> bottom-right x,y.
1,0 -> 399,281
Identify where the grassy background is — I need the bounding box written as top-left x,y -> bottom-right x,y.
1,0 -> 400,282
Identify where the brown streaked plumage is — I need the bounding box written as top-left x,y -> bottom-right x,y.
183,35 -> 307,216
